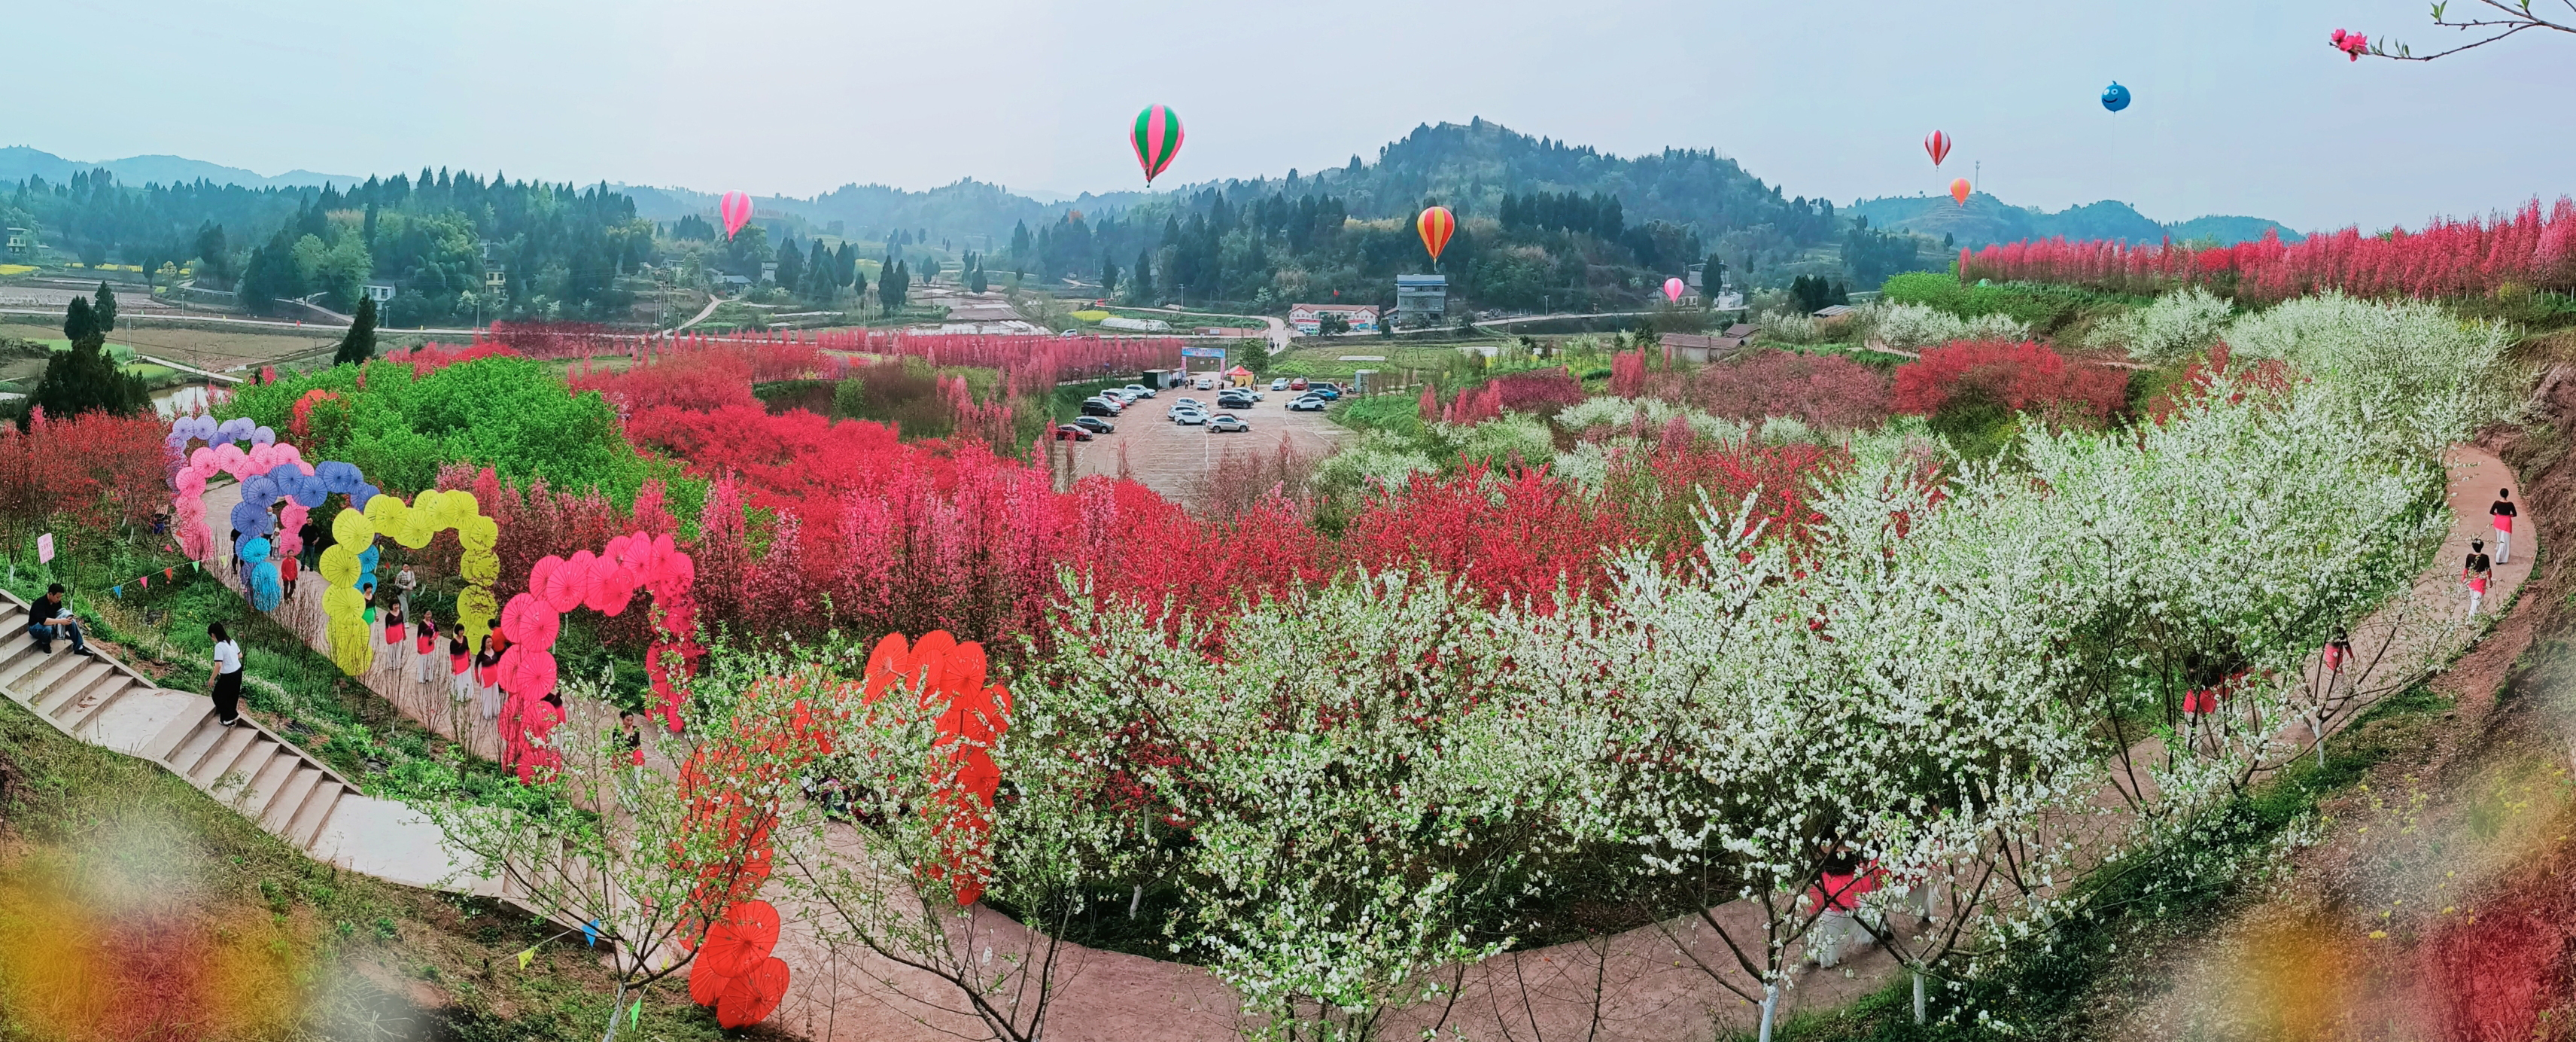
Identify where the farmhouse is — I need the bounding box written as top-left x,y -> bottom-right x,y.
1288,303 -> 1379,334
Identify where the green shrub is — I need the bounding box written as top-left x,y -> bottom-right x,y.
1880,273 -> 2140,334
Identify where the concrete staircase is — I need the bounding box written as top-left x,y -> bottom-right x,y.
0,589 -> 357,855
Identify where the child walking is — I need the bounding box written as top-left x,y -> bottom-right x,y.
2465,539 -> 2494,615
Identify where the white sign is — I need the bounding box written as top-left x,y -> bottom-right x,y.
35,533 -> 53,563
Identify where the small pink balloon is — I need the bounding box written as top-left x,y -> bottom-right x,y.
1663,278 -> 1685,303
720,192 -> 753,239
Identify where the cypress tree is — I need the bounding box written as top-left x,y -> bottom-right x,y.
333,297 -> 379,366
91,282 -> 118,332
62,297 -> 96,342
29,301 -> 147,422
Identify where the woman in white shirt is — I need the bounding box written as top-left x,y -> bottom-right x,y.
208,621 -> 245,727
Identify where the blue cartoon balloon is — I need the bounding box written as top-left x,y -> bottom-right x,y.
2100,81 -> 2131,113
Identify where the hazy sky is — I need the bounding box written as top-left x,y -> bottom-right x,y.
10,0 -> 2569,231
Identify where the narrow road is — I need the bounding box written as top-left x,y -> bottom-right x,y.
1139,306 -> 1294,354
670,294 -> 722,332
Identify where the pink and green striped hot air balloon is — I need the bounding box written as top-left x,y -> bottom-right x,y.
1130,105 -> 1184,186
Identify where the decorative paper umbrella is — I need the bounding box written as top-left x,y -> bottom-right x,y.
715,956 -> 790,1028
698,900 -> 782,978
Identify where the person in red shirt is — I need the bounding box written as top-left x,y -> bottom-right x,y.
2491,488 -> 2517,565
2464,539 -> 2493,615
414,612 -> 440,684
1808,846 -> 1880,967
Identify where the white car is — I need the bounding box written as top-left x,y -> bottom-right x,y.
1270,377 -> 1291,392
1208,414 -> 1252,433
1286,396 -> 1328,412
1172,408 -> 1210,425
1123,383 -> 1157,399
1166,398 -> 1205,419
1193,376 -> 1218,391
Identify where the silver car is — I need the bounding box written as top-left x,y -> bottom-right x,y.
1208,414 -> 1252,433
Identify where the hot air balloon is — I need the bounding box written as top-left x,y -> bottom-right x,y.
1924,131 -> 1952,167
1949,179 -> 1972,207
1416,206 -> 1455,264
1663,278 -> 1686,303
719,193 -> 752,240
1131,105 -> 1184,185
2100,82 -> 2131,113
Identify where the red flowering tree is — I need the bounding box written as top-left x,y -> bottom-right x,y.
1892,340 -> 2130,422
1685,349 -> 1893,430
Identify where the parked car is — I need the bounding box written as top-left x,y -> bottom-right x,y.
1172,408 -> 1211,425
1303,385 -> 1341,401
1288,377 -> 1309,391
1123,383 -> 1157,398
1079,400 -> 1120,417
1053,425 -> 1093,441
1216,393 -> 1256,410
1167,398 -> 1205,419
1106,388 -> 1139,402
1309,381 -> 1343,394
1084,397 -> 1126,413
1193,375 -> 1218,390
1208,414 -> 1252,433
1270,377 -> 1291,392
1287,396 -> 1328,412
1070,416 -> 1115,434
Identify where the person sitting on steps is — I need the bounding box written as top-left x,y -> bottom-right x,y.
28,583 -> 95,658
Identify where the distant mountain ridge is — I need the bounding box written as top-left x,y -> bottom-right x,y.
1847,192 -> 2304,249
0,145 -> 358,190
4,138 -> 2302,255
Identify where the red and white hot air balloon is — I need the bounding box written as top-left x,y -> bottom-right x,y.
1924,130 -> 1952,167
1662,278 -> 1686,303
719,192 -> 753,239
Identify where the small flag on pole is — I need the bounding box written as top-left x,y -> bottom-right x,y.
582,919 -> 599,947
35,534 -> 53,563
112,586 -> 123,597
139,576 -> 148,590
517,947 -> 535,970
631,1000 -> 643,1026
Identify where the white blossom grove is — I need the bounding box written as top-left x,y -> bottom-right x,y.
640,297 -> 2511,1040
2089,285 -> 2235,363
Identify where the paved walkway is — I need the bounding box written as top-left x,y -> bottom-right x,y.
172,446 -> 2532,1040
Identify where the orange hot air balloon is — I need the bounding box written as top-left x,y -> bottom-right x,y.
1416,206 -> 1455,263
1949,178 -> 1972,207
1924,131 -> 1951,167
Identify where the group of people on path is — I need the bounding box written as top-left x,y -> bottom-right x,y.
2466,487 -> 2517,616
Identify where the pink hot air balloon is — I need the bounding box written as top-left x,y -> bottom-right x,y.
720,192 -> 753,239
1949,178 -> 1972,207
1662,278 -> 1685,303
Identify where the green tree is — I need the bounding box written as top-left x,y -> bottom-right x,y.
775,236 -> 805,292
1133,248 -> 1154,303
333,297 -> 379,366
1099,251 -> 1119,299
878,260 -> 908,315
30,301 -> 148,422
90,282 -> 118,334
61,297 -> 96,343
967,262 -> 987,294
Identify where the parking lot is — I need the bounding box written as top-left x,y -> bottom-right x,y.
1064,383 -> 1352,506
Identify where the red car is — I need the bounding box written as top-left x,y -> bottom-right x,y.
1054,424 -> 1093,441
1288,377 -> 1309,391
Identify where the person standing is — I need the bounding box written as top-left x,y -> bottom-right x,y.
414,611 -> 440,684
2491,488 -> 2518,565
394,564 -> 420,621
381,597 -> 406,656
2465,539 -> 2494,615
297,516 -> 325,572
27,583 -> 95,658
474,636 -> 506,721
208,621 -> 245,727
448,629 -> 474,702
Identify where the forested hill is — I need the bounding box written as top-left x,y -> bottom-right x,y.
1845,193 -> 2304,249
